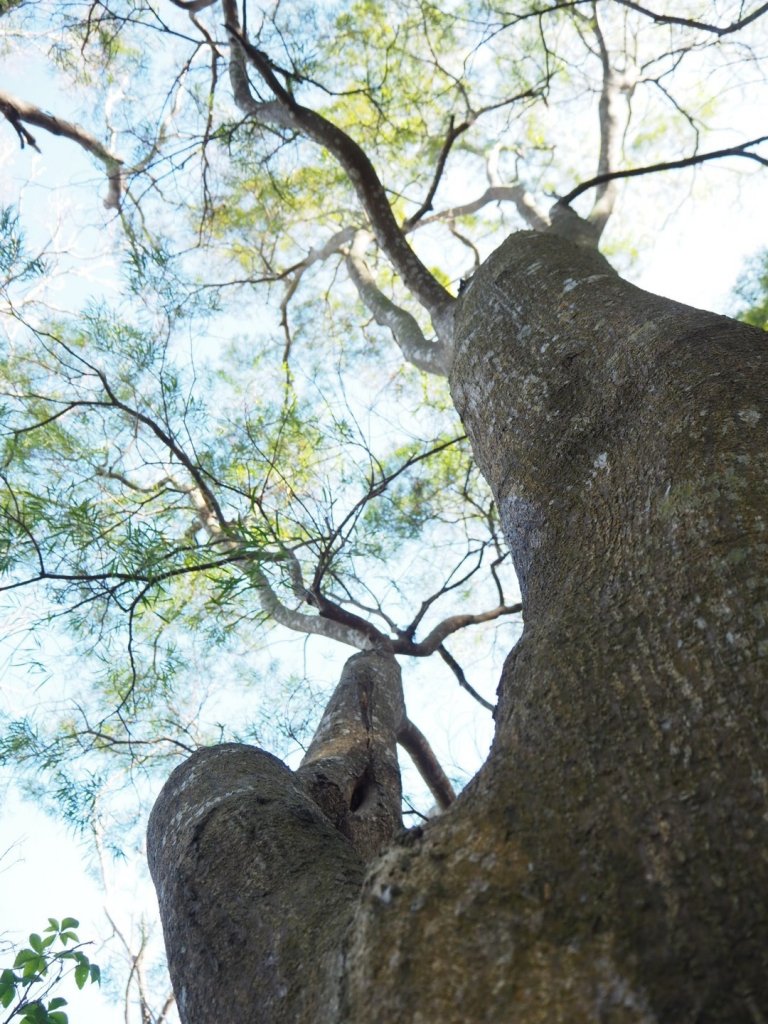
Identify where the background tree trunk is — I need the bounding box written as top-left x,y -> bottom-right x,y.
149,232 -> 768,1023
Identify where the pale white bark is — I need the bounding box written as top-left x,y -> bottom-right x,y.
250,564 -> 372,650
588,11 -> 634,236
345,230 -> 451,376
417,184 -> 550,233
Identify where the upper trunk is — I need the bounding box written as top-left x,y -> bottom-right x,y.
149,231 -> 768,1023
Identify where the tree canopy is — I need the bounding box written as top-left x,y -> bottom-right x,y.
1,1 -> 767,1019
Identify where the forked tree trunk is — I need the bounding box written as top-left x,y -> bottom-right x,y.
148,232 -> 768,1023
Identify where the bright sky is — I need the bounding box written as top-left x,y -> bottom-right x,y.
1,26 -> 766,1024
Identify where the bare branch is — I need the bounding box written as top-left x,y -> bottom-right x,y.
279,227 -> 357,362
397,717 -> 456,809
249,566 -> 375,650
0,88 -> 124,209
393,602 -> 522,657
403,115 -> 470,231
417,185 -> 551,232
345,230 -> 451,375
559,135 -> 768,207
438,645 -> 495,713
588,7 -> 632,236
613,0 -> 768,36
308,435 -> 464,595
166,0 -> 217,11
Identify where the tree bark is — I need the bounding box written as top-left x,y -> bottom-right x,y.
147,649 -> 405,1022
149,231 -> 768,1023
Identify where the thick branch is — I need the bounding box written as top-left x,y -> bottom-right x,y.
345,230 -> 451,375
221,0 -> 455,340
588,10 -> 629,236
226,554 -> 376,649
297,648 -> 405,860
0,89 -> 124,209
148,744 -> 363,1024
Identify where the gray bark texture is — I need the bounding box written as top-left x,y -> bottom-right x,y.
148,231 -> 768,1023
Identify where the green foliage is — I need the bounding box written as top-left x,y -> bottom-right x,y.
0,0 -> 756,906
0,208 -> 46,287
0,248 -> 507,837
732,248 -> 768,330
0,0 -> 762,1016
0,919 -> 100,1024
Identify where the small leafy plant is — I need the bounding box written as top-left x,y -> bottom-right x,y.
0,918 -> 100,1024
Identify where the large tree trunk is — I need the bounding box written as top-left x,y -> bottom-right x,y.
148,232 -> 768,1023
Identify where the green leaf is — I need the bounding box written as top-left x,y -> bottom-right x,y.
14,949 -> 45,976
0,974 -> 15,1008
47,998 -> 68,1010
88,964 -> 101,985
48,1014 -> 68,1024
17,1001 -> 49,1024
73,962 -> 89,990
0,968 -> 16,983
28,933 -> 43,954
59,919 -> 79,931
44,920 -> 59,934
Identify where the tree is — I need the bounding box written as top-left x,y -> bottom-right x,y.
1,1 -> 768,1021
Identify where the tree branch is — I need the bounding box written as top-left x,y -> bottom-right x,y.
166,0 -> 217,11
438,645 -> 495,713
278,227 -> 357,362
397,716 -> 456,809
392,602 -> 522,657
417,184 -> 551,232
297,649 -> 405,860
587,7 -> 631,237
148,744 -> 365,1023
0,89 -> 124,209
559,135 -> 768,207
402,114 -> 470,231
221,0 -> 455,341
345,230 -> 451,375
613,0 -> 768,36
